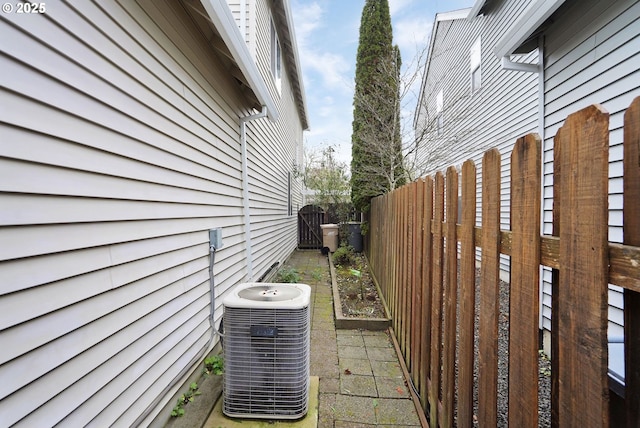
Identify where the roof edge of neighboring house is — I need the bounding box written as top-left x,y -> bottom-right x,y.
413,7 -> 472,130
467,0 -> 487,19
494,0 -> 567,58
200,0 -> 279,122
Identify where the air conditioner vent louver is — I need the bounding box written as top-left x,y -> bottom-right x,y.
222,283 -> 311,419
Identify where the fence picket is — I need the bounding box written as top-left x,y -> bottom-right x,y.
624,96 -> 640,427
429,172 -> 445,425
365,100 -> 640,427
403,184 -> 411,362
421,177 -> 434,412
411,179 -> 424,387
458,160 -> 477,428
508,133 -> 542,426
442,166 -> 459,427
555,104 -> 610,426
478,148 -> 501,427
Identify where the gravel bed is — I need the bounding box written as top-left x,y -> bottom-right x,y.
455,270 -> 551,427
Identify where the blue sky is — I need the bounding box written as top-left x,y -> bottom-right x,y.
289,0 -> 476,166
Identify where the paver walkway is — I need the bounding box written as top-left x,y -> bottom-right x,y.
282,250 -> 422,428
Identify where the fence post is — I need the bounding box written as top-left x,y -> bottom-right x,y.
554,104 -> 610,427
458,160 -> 477,428
508,133 -> 541,426
623,97 -> 640,427
478,148 -> 501,427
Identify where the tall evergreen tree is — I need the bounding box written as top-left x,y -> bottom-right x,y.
351,0 -> 406,214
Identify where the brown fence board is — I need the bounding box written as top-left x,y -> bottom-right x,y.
624,96 -> 640,427
555,104 -> 610,426
421,177 -> 434,411
365,100 -> 640,427
551,126 -> 562,428
429,172 -> 445,425
411,179 -> 424,386
457,160 -> 476,428
442,166 -> 459,427
508,134 -> 542,427
478,148 -> 501,427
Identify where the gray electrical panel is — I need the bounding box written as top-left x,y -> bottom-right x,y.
209,228 -> 223,250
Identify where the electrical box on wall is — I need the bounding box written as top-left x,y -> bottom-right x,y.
209,228 -> 223,250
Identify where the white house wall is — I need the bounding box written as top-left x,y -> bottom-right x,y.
244,0 -> 303,278
0,0 -> 304,425
540,0 -> 640,337
415,1 -> 539,277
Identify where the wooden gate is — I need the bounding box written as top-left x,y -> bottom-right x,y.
298,205 -> 324,249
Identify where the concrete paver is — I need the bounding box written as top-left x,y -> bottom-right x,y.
285,249 -> 422,427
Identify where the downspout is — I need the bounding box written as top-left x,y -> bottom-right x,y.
536,36 -> 546,334
240,106 -> 268,281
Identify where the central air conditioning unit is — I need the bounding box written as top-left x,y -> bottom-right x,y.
222,282 -> 311,419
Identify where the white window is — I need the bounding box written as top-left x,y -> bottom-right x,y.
471,37 -> 481,93
436,89 -> 444,136
270,19 -> 282,93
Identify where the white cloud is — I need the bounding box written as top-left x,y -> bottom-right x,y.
291,1 -> 323,46
394,16 -> 431,54
303,52 -> 352,91
388,0 -> 414,17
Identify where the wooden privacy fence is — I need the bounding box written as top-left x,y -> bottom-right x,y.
367,98 -> 640,427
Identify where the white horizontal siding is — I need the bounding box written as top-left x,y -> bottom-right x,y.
415,0 -> 539,277
540,0 -> 640,335
0,0 -> 304,426
244,0 -> 302,280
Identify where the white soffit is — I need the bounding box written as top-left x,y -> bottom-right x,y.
200,0 -> 278,121
494,0 -> 566,58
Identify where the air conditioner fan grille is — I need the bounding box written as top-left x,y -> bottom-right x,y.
223,305 -> 310,419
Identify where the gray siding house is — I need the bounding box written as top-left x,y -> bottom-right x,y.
416,0 -> 639,387
413,4 -> 540,281
0,0 -> 307,426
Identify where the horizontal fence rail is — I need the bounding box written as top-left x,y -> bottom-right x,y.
367,98 -> 640,427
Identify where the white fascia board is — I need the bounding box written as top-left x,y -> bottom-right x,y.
437,8 -> 472,22
200,0 -> 278,121
494,0 -> 566,58
467,0 -> 486,19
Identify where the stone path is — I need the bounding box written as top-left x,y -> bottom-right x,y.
283,250 -> 422,428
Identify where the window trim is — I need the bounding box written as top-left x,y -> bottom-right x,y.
471,37 -> 482,93
436,89 -> 444,136
270,18 -> 282,93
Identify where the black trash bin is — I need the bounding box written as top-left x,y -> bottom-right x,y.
346,222 -> 363,252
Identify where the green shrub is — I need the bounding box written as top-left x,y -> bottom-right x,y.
204,354 -> 223,375
171,382 -> 200,417
333,245 -> 354,266
276,267 -> 300,283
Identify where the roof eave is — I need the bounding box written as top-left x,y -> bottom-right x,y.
494,0 -> 566,58
200,0 -> 279,121
272,0 -> 309,130
467,0 -> 486,19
